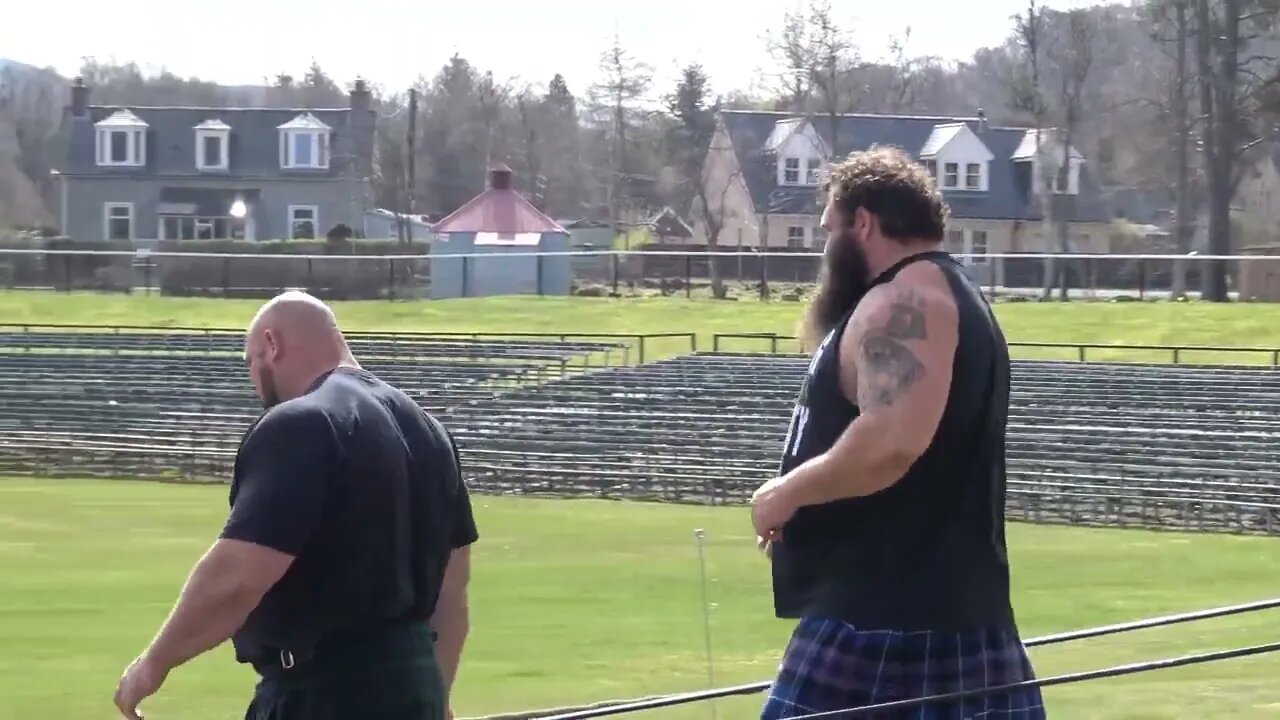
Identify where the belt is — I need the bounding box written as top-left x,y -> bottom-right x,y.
250,621 -> 435,680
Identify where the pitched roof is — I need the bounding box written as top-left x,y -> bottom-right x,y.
68,104 -> 368,177
719,110 -> 1109,223
432,165 -> 567,235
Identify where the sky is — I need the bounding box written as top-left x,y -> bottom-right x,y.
0,0 -> 1104,98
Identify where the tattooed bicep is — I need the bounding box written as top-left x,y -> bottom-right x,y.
854,287 -> 928,409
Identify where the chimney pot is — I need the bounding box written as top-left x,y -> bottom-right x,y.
70,77 -> 89,117
489,163 -> 513,190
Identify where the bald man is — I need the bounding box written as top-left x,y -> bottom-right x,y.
114,291 -> 477,720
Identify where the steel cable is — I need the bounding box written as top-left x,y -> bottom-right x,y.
529,596 -> 1280,720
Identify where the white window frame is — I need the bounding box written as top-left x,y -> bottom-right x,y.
280,130 -> 331,170
104,203 -> 134,241
971,230 -> 989,265
786,225 -> 805,249
942,162 -> 959,188
196,130 -> 230,171
288,205 -> 319,240
782,157 -> 801,185
805,157 -> 821,185
965,162 -> 982,190
96,128 -> 146,167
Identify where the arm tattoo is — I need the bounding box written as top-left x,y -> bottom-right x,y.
856,289 -> 927,408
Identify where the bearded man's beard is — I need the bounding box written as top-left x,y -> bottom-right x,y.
800,233 -> 872,351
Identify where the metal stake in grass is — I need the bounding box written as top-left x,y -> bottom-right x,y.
694,528 -> 717,719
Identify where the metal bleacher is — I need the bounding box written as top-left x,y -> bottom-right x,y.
0,329 -> 627,482
450,352 -> 1280,536
1,328 -> 1277,536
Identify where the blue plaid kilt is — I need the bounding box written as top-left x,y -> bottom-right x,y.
761,617 -> 1046,719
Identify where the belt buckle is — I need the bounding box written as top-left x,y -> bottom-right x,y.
279,650 -> 295,670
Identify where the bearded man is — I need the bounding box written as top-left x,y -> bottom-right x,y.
750,145 -> 1045,719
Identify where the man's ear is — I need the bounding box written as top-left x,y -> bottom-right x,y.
263,328 -> 281,362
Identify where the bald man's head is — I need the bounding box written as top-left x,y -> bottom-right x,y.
244,291 -> 355,408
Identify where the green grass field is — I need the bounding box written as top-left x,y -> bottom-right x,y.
2,478 -> 1279,720
4,290 -> 1280,363
3,292 -> 1280,717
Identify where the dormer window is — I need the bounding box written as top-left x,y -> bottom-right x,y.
965,163 -> 982,189
278,113 -> 331,170
95,109 -> 148,167
783,157 -> 801,185
806,158 -> 821,184
943,163 -> 959,188
919,122 -> 994,192
194,119 -> 230,171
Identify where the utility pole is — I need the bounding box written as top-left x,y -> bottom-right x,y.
406,87 -> 418,245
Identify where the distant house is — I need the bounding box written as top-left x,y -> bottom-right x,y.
695,109 -> 1112,284
57,77 -> 376,243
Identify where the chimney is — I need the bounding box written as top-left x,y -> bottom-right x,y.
70,77 -> 89,117
349,77 -> 371,113
976,107 -> 988,133
489,163 -> 513,190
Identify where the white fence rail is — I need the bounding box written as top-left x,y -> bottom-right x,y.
0,247 -> 1268,301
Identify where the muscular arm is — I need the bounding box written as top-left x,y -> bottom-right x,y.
430,545 -> 471,693
139,408 -> 332,673
783,271 -> 958,506
140,539 -> 294,671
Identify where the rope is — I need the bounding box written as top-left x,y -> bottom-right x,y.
524,596 -> 1280,720
789,640 -> 1280,719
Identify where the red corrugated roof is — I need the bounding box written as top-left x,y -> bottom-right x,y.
431,166 -> 566,235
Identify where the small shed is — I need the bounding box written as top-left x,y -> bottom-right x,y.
429,165 -> 570,298
1238,244 -> 1280,301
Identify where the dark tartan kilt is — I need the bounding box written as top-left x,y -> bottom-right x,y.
760,617 -> 1047,719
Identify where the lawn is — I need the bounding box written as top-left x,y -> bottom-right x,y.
1,478 -> 1278,719
3,290 -> 1280,363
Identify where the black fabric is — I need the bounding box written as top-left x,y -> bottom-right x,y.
244,624 -> 446,720
222,367 -> 478,664
770,250 -> 1016,631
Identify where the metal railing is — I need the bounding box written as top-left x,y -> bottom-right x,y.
0,247 -> 1277,301
710,332 -> 1280,365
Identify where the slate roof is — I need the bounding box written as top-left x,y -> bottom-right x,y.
719,110 -> 1110,223
66,105 -> 374,178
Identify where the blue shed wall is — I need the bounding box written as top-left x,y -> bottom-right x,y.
429,231 -> 571,299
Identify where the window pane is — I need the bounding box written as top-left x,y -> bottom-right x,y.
203,136 -> 222,166
161,216 -> 179,240
292,207 -> 315,221
107,217 -> 131,240
111,132 -> 128,163
294,133 -> 312,165
318,133 -> 329,166
292,220 -> 316,239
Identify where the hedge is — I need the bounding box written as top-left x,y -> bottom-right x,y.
0,238 -> 430,299
152,239 -> 430,299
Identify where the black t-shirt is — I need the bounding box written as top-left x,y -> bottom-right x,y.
221,366 -> 478,662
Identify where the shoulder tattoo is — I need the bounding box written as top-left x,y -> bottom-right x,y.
856,287 -> 927,408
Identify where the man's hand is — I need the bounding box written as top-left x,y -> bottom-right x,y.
751,475 -> 798,549
113,654 -> 169,719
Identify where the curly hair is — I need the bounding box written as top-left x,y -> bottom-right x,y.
819,144 -> 949,242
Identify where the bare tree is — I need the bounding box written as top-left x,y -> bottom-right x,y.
765,7 -> 816,112
1010,1 -> 1054,298
1194,0 -> 1280,301
691,122 -> 745,300
1146,0 -> 1197,297
1043,8 -> 1105,300
589,36 -> 653,230
806,0 -> 858,150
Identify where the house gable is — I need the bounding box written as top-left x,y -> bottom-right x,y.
717,109 -> 1109,224
919,122 -> 995,192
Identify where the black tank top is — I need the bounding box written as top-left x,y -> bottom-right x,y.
770,250 -> 1015,631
